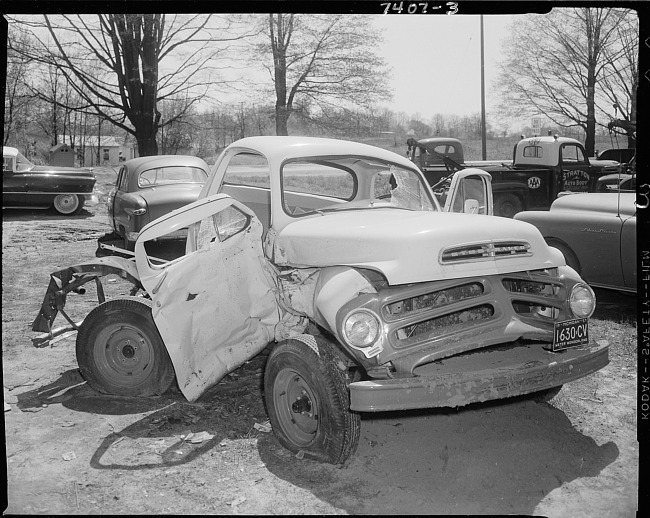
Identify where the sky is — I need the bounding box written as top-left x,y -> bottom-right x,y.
372,14 -> 517,120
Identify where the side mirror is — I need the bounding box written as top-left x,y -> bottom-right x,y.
464,199 -> 480,214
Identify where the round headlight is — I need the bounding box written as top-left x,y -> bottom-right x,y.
569,283 -> 596,318
343,310 -> 380,348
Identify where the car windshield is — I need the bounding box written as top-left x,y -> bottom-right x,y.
138,166 -> 208,188
279,156 -> 439,217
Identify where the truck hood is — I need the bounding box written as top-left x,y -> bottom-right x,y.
273,209 -> 562,285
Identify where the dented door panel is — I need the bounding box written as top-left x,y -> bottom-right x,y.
136,194 -> 280,402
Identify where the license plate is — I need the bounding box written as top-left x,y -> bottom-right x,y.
552,318 -> 589,351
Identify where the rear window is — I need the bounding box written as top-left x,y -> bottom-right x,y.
523,146 -> 543,158
138,166 -> 207,188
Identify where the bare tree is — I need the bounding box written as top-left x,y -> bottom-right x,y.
258,14 -> 391,136
7,14 -> 251,156
598,13 -> 638,147
496,7 -> 637,155
4,27 -> 35,147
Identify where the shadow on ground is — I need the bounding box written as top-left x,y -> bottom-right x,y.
257,397 -> 619,515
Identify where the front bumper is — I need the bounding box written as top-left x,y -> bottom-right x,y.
349,340 -> 608,412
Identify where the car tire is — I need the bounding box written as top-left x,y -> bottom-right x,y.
76,297 -> 175,396
533,385 -> 562,403
53,194 -> 84,215
546,239 -> 581,275
494,193 -> 523,218
264,338 -> 360,464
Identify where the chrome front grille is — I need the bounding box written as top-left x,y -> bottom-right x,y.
440,240 -> 531,264
397,304 -> 495,340
385,282 -> 484,320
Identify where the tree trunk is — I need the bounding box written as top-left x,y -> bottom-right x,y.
136,135 -> 158,157
275,104 -> 289,136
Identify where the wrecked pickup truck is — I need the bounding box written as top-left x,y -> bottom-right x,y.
410,135 -> 620,218
32,136 -> 608,464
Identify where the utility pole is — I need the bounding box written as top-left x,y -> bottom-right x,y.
480,15 -> 487,160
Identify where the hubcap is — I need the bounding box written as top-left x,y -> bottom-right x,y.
54,194 -> 79,214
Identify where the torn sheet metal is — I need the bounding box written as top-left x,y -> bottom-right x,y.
31,256 -> 141,335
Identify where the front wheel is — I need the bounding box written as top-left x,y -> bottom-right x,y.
494,193 -> 523,218
53,194 -> 84,215
76,297 -> 175,396
264,338 -> 360,464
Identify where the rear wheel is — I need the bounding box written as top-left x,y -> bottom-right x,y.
53,194 -> 83,215
264,338 -> 360,464
76,297 -> 175,396
494,193 -> 523,218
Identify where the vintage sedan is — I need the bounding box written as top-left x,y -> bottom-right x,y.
108,155 -> 210,249
3,146 -> 96,215
515,192 -> 636,293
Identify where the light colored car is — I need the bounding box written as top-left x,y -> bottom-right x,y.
3,146 -> 96,215
108,155 -> 210,249
33,137 -> 608,464
515,192 -> 636,293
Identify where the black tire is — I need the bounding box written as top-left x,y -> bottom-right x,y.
546,239 -> 581,275
264,338 -> 360,464
533,385 -> 563,403
76,297 -> 175,396
53,194 -> 84,215
494,193 -> 523,218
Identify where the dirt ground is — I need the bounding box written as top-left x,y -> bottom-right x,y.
3,166 -> 639,515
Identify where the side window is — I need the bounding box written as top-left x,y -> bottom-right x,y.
222,153 -> 270,189
195,205 -> 250,251
561,145 -> 586,164
3,156 -> 14,173
445,173 -> 491,215
117,167 -> 129,191
450,176 -> 487,214
219,152 -> 271,234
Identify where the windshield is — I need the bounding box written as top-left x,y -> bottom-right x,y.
280,156 -> 439,216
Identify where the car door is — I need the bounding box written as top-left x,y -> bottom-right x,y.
570,210 -> 624,289
135,193 -> 281,402
559,143 -> 596,192
443,168 -> 493,215
2,154 -> 26,206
